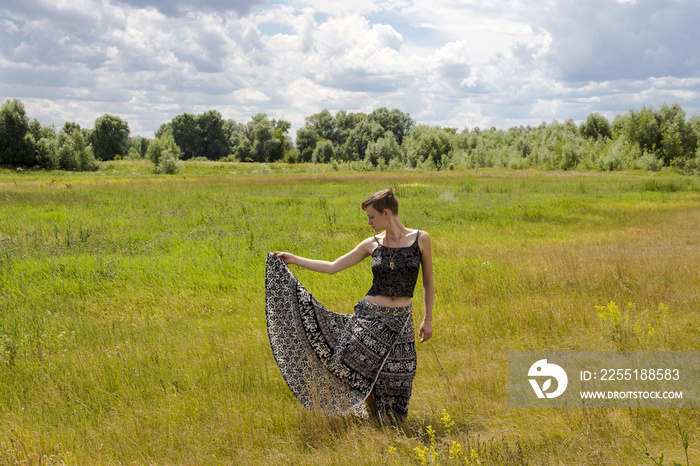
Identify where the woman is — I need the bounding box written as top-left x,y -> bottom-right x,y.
265,188 -> 434,424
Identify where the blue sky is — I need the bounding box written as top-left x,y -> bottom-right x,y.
2,0 -> 699,137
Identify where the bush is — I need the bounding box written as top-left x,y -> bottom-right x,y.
147,134 -> 182,173
155,150 -> 181,174
35,137 -> 58,169
55,131 -> 100,171
312,139 -> 335,163
403,125 -> 453,169
634,152 -> 663,171
558,140 -> 583,170
76,145 -> 99,172
507,152 -> 530,170
365,132 -> 402,166
125,147 -> 142,160
683,151 -> 700,172
283,149 -> 298,164
597,136 -> 639,171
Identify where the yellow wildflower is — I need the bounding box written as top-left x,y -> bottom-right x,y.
413,446 -> 428,466
440,409 -> 455,434
449,441 -> 463,460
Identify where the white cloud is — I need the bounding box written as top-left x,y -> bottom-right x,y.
1,0 -> 699,137
115,0 -> 265,17
232,89 -> 270,103
285,77 -> 367,110
532,0 -> 700,82
291,0 -> 380,17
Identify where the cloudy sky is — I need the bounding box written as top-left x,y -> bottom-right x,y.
2,0 -> 699,137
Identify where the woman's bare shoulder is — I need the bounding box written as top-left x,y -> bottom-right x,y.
356,235 -> 379,252
417,229 -> 431,246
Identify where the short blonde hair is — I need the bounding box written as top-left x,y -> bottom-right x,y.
362,189 -> 398,215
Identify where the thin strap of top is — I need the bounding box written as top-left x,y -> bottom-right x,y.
375,230 -> 420,248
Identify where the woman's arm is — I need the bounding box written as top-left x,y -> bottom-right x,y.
418,231 -> 434,343
274,237 -> 374,274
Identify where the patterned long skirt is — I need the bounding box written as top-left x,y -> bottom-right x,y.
265,252 -> 417,423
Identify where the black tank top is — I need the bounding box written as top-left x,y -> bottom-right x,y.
366,231 -> 421,298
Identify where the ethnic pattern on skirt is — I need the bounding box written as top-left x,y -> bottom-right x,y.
265,252 -> 416,422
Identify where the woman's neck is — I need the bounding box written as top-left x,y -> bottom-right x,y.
383,219 -> 406,244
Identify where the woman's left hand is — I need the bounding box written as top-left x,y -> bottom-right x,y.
418,319 -> 432,343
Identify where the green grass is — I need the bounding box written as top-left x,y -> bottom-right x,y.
1,161 -> 699,464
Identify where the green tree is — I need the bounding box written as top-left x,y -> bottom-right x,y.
295,127 -> 319,162
624,106 -> 661,155
224,119 -> 244,146
90,114 -> 130,161
334,110 -> 362,148
656,102 -> 696,165
343,118 -> 384,161
28,118 -> 52,143
580,113 -> 612,140
171,113 -> 199,160
296,110 -> 335,162
403,125 -> 453,169
272,119 -> 292,162
365,132 -> 402,166
62,121 -> 82,136
35,135 -> 57,169
56,130 -> 99,171
226,120 -> 249,161
195,110 -> 230,160
155,122 -> 172,139
239,113 -> 289,162
0,98 -> 36,167
369,107 -> 414,145
29,120 -> 57,169
138,137 -> 150,158
306,109 -> 336,142
688,115 -> 700,162
167,110 -> 232,160
233,138 -> 253,162
312,139 -> 335,163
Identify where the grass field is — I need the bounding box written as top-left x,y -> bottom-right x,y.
1,160 -> 699,464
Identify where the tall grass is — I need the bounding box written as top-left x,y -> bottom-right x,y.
1,162 -> 699,464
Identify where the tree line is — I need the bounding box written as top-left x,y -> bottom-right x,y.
2,98 -> 699,173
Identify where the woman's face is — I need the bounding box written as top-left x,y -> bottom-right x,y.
365,206 -> 387,232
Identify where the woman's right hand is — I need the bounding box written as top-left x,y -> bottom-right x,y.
273,251 -> 294,264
